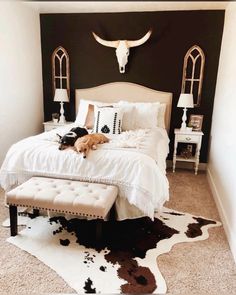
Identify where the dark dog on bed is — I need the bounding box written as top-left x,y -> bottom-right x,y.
57,127 -> 88,150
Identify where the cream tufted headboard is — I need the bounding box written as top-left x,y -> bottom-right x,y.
75,82 -> 172,132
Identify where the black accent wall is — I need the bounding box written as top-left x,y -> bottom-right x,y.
40,10 -> 225,162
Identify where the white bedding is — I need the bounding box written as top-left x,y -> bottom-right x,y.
0,124 -> 169,220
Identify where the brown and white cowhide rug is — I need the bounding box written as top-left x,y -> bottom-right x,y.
6,207 -> 221,294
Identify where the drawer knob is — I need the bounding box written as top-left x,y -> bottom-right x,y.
186,137 -> 191,141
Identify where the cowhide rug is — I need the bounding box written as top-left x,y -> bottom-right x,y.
6,207 -> 221,294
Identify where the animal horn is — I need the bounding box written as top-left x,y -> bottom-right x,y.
127,29 -> 152,48
92,32 -> 119,48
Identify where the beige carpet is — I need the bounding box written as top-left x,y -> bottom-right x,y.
0,170 -> 235,294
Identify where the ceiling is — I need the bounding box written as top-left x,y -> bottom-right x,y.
24,1 -> 228,14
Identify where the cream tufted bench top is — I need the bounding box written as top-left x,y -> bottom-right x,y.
6,177 -> 118,219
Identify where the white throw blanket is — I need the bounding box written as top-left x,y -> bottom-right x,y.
0,124 -> 169,220
111,129 -> 149,148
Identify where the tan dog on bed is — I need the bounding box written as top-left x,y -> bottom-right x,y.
74,133 -> 109,158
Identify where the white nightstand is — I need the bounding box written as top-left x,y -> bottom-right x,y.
173,128 -> 204,175
43,121 -> 73,132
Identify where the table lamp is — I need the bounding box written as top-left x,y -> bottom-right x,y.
54,89 -> 69,124
177,93 -> 194,130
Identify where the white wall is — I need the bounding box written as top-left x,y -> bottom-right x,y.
207,2 -> 236,262
0,1 -> 43,165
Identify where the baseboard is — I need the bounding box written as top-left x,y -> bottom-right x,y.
167,160 -> 207,171
207,167 -> 236,263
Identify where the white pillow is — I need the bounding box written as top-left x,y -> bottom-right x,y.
157,103 -> 166,128
75,99 -> 112,127
116,102 -> 136,131
135,102 -> 160,129
93,107 -> 123,135
119,101 -> 160,129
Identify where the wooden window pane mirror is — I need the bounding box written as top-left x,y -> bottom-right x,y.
181,45 -> 205,107
52,46 -> 70,98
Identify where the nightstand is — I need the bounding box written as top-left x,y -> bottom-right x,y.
43,121 -> 73,132
173,128 -> 204,175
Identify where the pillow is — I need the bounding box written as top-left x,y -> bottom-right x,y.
84,104 -> 94,129
75,99 -> 89,127
134,102 -> 160,129
93,107 -> 123,134
75,99 -> 112,128
118,101 -> 160,130
157,103 -> 166,128
116,102 -> 136,131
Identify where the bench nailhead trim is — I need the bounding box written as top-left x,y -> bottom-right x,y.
7,203 -> 103,219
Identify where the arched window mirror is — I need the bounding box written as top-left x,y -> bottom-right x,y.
52,46 -> 70,98
181,45 -> 205,107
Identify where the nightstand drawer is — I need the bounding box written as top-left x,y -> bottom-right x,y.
44,125 -> 58,132
43,121 -> 74,132
177,134 -> 199,143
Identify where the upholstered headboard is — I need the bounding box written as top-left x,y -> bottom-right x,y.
75,82 -> 172,132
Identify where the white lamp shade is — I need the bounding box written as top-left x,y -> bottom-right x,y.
54,89 -> 69,102
177,93 -> 194,108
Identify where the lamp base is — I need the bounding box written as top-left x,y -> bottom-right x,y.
180,122 -> 187,131
180,107 -> 187,130
59,102 -> 66,124
58,116 -> 66,124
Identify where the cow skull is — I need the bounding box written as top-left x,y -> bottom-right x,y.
92,30 -> 152,73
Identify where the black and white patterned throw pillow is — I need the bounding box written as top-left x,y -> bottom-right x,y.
93,107 -> 123,135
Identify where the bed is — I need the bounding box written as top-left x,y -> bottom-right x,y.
0,82 -> 172,220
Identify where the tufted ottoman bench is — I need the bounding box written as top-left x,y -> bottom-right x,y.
6,177 -> 118,241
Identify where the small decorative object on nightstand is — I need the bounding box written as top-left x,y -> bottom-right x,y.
173,128 -> 204,175
52,113 -> 60,123
54,88 -> 69,124
177,93 -> 194,130
43,121 -> 73,132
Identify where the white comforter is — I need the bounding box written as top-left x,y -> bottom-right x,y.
0,124 -> 169,220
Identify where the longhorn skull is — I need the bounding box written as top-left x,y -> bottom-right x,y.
92,30 -> 152,73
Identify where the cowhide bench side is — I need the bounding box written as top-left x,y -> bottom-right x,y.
6,177 -> 118,242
